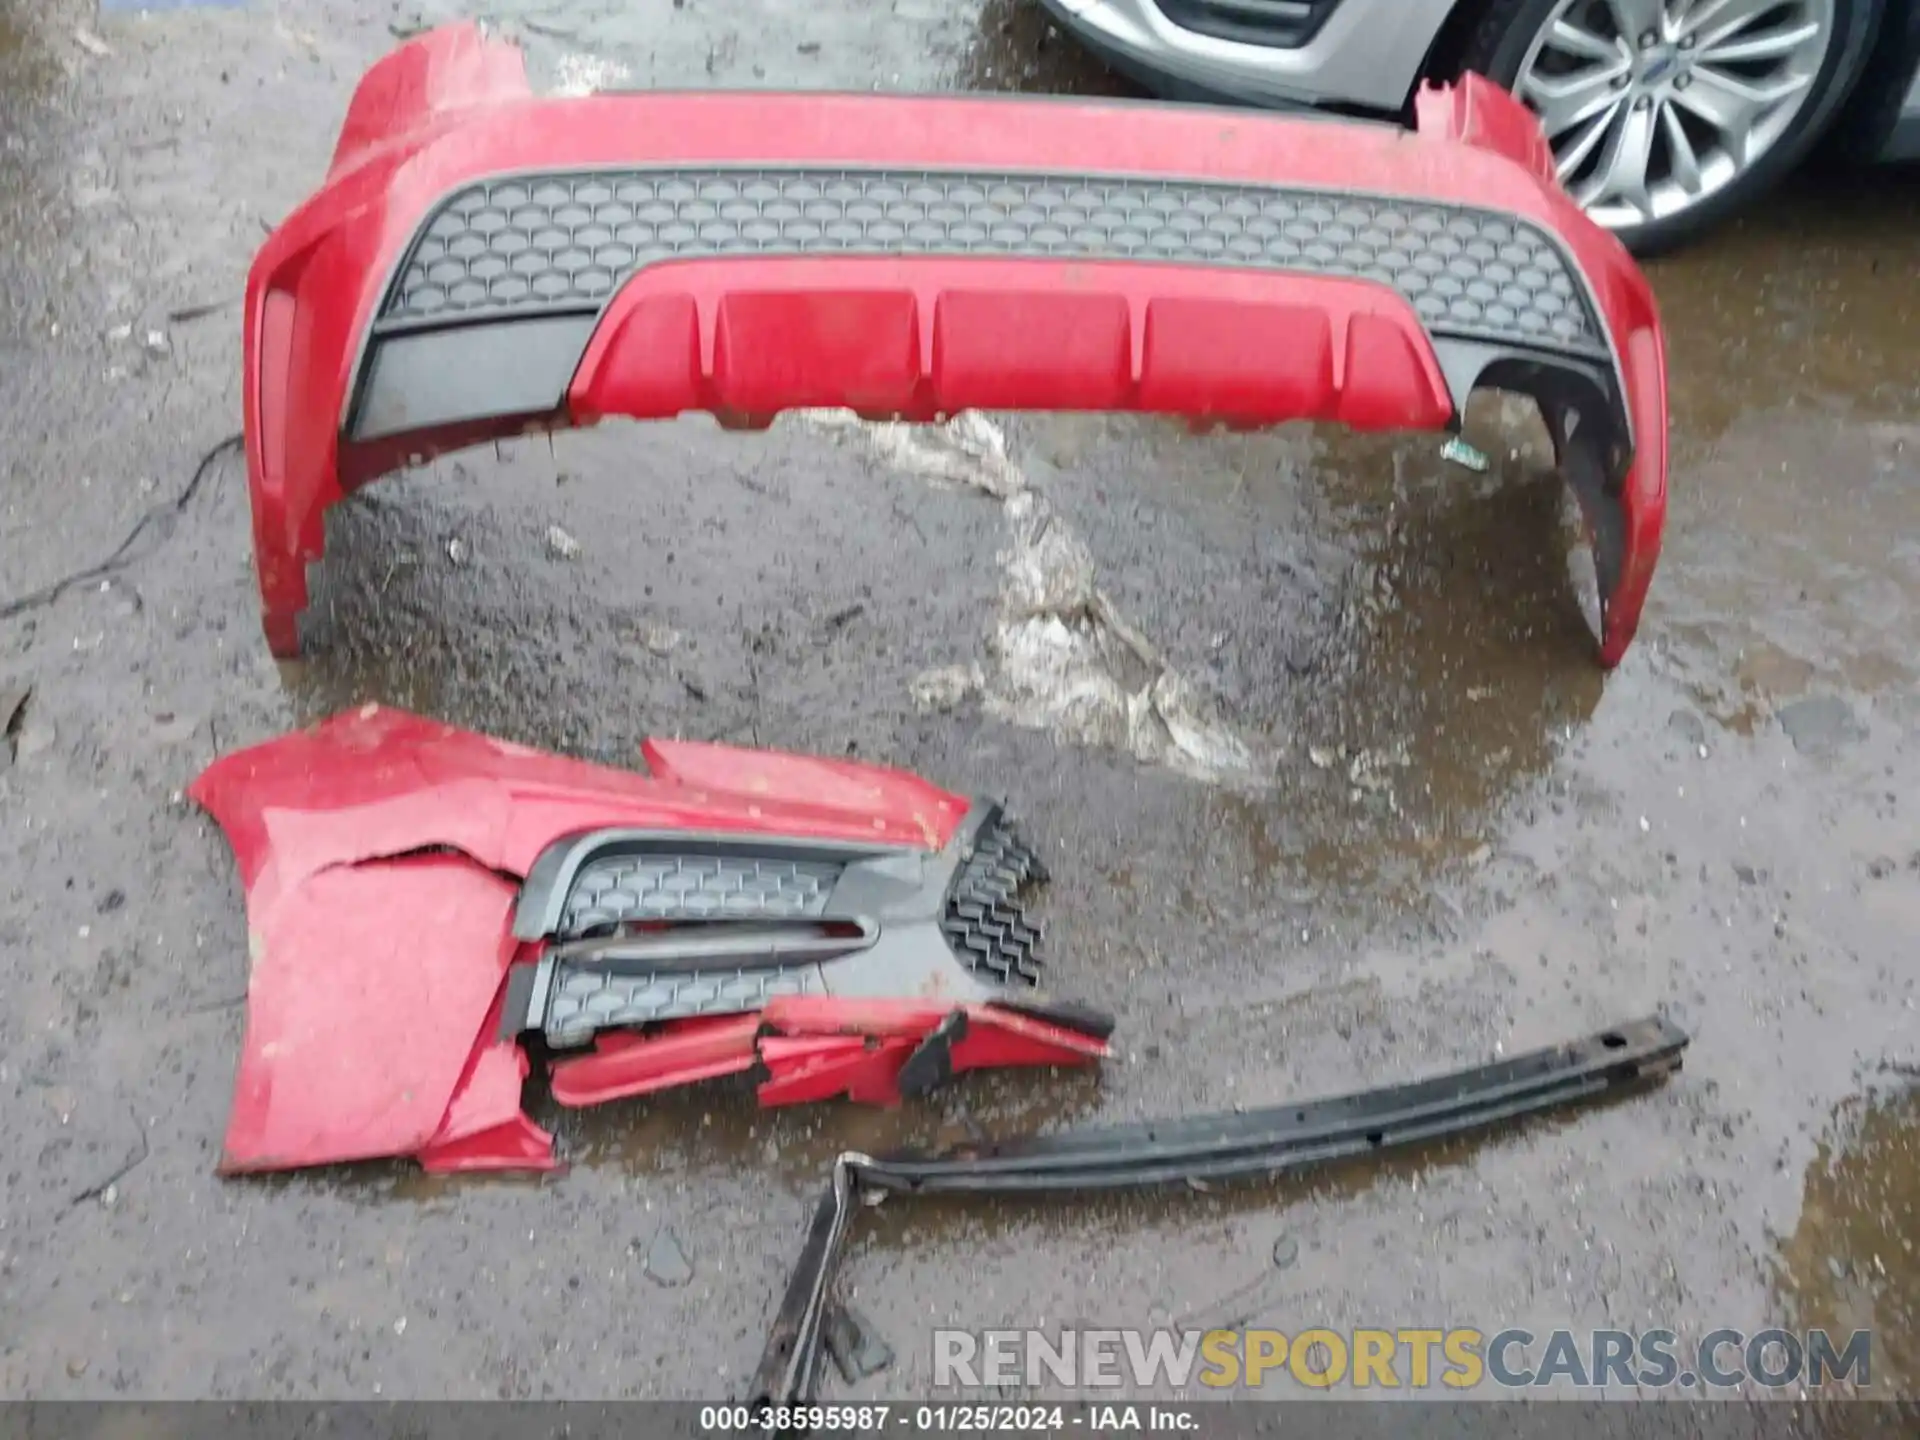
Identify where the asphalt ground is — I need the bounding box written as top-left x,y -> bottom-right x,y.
1,0 -> 1917,1404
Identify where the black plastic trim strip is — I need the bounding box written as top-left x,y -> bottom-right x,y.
510,827 -> 914,942
747,1014 -> 1688,1413
549,918 -> 879,973
985,995 -> 1118,1042
349,317 -> 595,442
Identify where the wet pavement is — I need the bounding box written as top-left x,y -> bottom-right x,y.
1,0 -> 1918,1405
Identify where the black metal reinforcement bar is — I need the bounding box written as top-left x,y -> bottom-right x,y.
747,1014 -> 1690,1413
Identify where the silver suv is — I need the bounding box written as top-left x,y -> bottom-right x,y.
1037,0 -> 1920,252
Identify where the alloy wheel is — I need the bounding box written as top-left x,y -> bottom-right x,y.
1514,0 -> 1836,229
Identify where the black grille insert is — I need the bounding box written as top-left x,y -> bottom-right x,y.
942,815 -> 1047,987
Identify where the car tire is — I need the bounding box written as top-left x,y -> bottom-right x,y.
1816,0 -> 1920,164
1456,0 -> 1885,254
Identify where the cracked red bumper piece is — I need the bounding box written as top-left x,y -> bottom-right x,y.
547,999 -> 1107,1110
246,23 -> 1666,667
189,705 -> 1110,1175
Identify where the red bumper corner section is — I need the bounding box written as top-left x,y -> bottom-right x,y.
246,23 -> 1666,666
188,706 -> 1107,1176
549,998 -> 1108,1110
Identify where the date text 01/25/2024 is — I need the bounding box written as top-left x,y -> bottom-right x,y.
700,1405 -> 1198,1432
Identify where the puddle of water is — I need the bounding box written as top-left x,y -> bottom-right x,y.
796,389 -> 1615,911
1775,1085 -> 1920,1396
1305,405 -> 1602,815
1092,395 -> 1600,905
1655,413 -> 1920,727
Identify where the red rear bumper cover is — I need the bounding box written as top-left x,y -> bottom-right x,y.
246,23 -> 1666,665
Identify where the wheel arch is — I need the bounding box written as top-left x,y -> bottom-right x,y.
1821,0 -> 1919,158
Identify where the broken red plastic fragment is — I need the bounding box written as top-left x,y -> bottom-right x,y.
420,996 -> 557,1174
749,998 -> 1110,1108
543,1001 -> 1112,1113
758,998 -> 1111,1106
756,1036 -> 921,1109
548,1016 -> 764,1108
189,702 -> 965,890
210,854 -> 522,1174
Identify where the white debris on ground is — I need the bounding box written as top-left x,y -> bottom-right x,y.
800,409 -> 1274,787
638,622 -> 681,657
1439,435 -> 1489,473
803,409 -> 1027,499
1345,743 -> 1411,795
550,52 -> 632,96
908,664 -> 983,714
1306,739 -> 1412,808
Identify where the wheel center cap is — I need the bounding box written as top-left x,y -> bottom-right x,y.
1639,48 -> 1680,86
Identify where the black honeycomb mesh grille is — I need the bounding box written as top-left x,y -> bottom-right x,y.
544,963 -> 820,1046
380,166 -> 1604,356
561,852 -> 841,936
942,815 -> 1046,988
